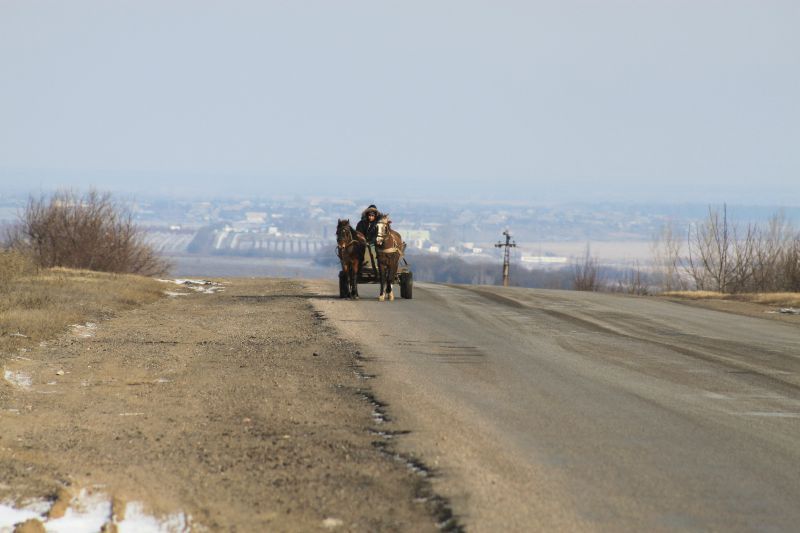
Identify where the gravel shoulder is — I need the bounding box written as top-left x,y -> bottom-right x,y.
0,278 -> 441,531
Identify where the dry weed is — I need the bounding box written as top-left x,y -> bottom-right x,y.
661,291 -> 726,300
662,290 -> 800,307
0,250 -> 37,286
747,293 -> 800,307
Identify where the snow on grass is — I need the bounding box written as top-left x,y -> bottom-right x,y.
3,370 -> 32,390
157,279 -> 224,295
0,490 -> 191,533
120,502 -> 190,532
69,323 -> 97,338
163,291 -> 189,297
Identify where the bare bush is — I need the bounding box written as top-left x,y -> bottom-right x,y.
8,190 -> 170,276
652,222 -> 688,291
785,236 -> 800,292
612,261 -> 649,295
572,243 -> 600,291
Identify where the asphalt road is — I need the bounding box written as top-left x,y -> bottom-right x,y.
309,281 -> 800,532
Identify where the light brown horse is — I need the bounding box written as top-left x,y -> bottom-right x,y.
375,215 -> 405,301
336,219 -> 364,299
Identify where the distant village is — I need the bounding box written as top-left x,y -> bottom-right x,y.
2,193 -> 797,269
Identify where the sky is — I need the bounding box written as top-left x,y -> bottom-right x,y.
0,0 -> 798,204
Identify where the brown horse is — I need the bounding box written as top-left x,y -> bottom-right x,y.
375,215 -> 405,301
336,219 -> 364,299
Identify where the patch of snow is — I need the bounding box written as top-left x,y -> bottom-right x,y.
120,502 -> 190,533
0,491 -> 192,533
0,504 -> 39,529
3,370 -> 32,390
174,279 -> 224,294
46,491 -> 110,533
322,517 -> 344,529
158,278 -> 224,295
70,323 -> 97,338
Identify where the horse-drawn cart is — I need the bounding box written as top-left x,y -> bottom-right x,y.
338,254 -> 414,299
336,215 -> 412,300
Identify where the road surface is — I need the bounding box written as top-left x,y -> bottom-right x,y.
309,281 -> 800,532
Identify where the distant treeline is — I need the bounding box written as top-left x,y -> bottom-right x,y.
408,254 -> 575,289
315,249 -> 650,291
653,205 -> 800,293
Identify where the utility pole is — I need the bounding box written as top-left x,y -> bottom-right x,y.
495,229 -> 516,287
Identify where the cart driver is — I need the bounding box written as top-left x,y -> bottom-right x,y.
356,204 -> 383,268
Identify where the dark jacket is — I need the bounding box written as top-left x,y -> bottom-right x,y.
355,208 -> 382,243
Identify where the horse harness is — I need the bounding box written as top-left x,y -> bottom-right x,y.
377,228 -> 403,255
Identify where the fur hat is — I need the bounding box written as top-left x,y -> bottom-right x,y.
362,205 -> 379,218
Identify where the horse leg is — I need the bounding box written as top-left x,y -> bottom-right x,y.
350,259 -> 359,299
340,263 -> 349,298
377,258 -> 385,301
388,259 -> 396,300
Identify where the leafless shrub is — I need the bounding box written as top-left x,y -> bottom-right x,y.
572,243 -> 600,291
7,190 -> 170,276
784,236 -> 800,292
611,261 -> 649,295
652,222 -> 688,291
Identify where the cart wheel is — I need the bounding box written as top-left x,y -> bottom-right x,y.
400,272 -> 413,299
339,271 -> 348,298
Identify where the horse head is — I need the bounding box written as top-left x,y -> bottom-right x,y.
375,214 -> 390,246
336,219 -> 353,250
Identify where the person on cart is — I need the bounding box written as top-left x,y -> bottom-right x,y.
356,204 -> 382,270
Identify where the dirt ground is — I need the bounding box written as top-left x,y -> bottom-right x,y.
0,278 -> 446,531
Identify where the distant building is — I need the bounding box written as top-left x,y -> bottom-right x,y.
521,255 -> 568,265
245,212 -> 267,224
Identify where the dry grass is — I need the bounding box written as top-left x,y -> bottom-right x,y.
1,256 -> 164,357
662,290 -> 800,308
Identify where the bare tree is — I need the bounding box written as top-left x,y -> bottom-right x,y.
572,243 -> 600,291
785,235 -> 800,292
685,204 -> 754,293
614,260 -> 649,295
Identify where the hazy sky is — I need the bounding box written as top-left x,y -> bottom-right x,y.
1,1 -> 798,203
